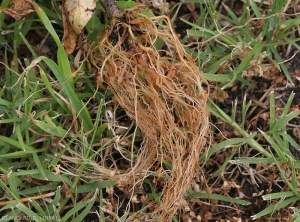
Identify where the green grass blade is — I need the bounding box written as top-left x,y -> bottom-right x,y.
282,133 -> 300,150
39,69 -> 70,113
74,181 -> 116,193
252,196 -> 299,220
200,137 -> 246,163
34,119 -> 68,137
259,130 -> 287,162
72,189 -> 98,222
31,2 -> 73,85
209,100 -> 272,157
263,191 -> 295,200
272,110 -> 300,133
16,203 -> 46,222
7,171 -> 20,199
0,135 -> 34,151
189,191 -> 250,205
269,91 -> 276,130
61,200 -> 92,222
249,0 -> 262,17
29,199 -> 47,216
269,47 -> 293,85
47,186 -> 62,216
222,40 -> 262,89
211,146 -> 238,177
32,56 -> 93,132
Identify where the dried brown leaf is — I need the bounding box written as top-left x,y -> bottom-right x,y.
186,3 -> 196,12
0,0 -> 34,20
62,1 -> 78,55
64,0 -> 96,34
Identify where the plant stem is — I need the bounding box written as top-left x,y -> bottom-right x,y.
100,0 -> 124,19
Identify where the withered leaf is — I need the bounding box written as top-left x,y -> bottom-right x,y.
186,3 -> 196,12
64,0 -> 96,35
62,1 -> 78,56
0,0 -> 34,20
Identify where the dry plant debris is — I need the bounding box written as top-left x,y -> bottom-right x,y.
0,0 -> 34,20
64,0 -> 96,35
62,0 -> 96,55
89,3 -> 210,221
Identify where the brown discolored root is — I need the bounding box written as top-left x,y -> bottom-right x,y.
91,5 -> 210,221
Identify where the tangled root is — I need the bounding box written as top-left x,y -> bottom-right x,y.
91,6 -> 209,221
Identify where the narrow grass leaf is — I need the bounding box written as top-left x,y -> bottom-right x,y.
273,134 -> 289,156
269,91 -> 276,130
31,172 -> 71,185
271,153 -> 300,197
189,191 -> 250,205
7,170 -> 20,199
15,124 -> 28,151
120,212 -> 130,222
202,73 -> 231,82
209,100 -> 272,158
19,32 -> 38,58
34,119 -> 68,137
222,4 -> 239,23
206,53 -> 233,74
259,130 -> 287,162
32,2 -> 73,85
0,151 -> 34,158
185,19 -> 237,45
231,157 -> 275,165
16,203 -> 46,222
72,189 -> 98,222
0,98 -> 12,107
61,201 -> 91,222
222,40 -> 262,89
14,125 -> 47,179
269,47 -> 293,85
32,56 -> 93,131
0,118 -> 23,124
0,0 -> 11,28
249,0 -> 262,17
0,135 -> 34,151
32,152 -> 47,180
47,186 -> 61,216
209,100 -> 234,123
74,181 -> 116,193
241,96 -> 252,129
199,135 -> 246,162
117,1 -> 136,9
280,92 -> 295,117
20,185 -> 58,195
91,101 -> 105,142
252,196 -> 299,220
291,160 -> 297,189
231,99 -> 237,122
0,202 -> 19,213
39,72 -> 70,113
187,28 -> 216,38
94,123 -> 108,139
211,146 -> 238,177
272,110 -> 300,133
263,191 -> 295,200
99,189 -> 105,220
282,133 -> 300,150
29,199 -> 46,216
